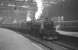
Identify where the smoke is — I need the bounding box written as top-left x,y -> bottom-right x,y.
26,11 -> 32,22
34,0 -> 62,20
34,0 -> 44,20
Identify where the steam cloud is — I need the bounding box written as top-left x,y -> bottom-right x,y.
34,0 -> 44,20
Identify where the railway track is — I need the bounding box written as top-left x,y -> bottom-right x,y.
0,24 -> 78,50
22,33 -> 77,50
